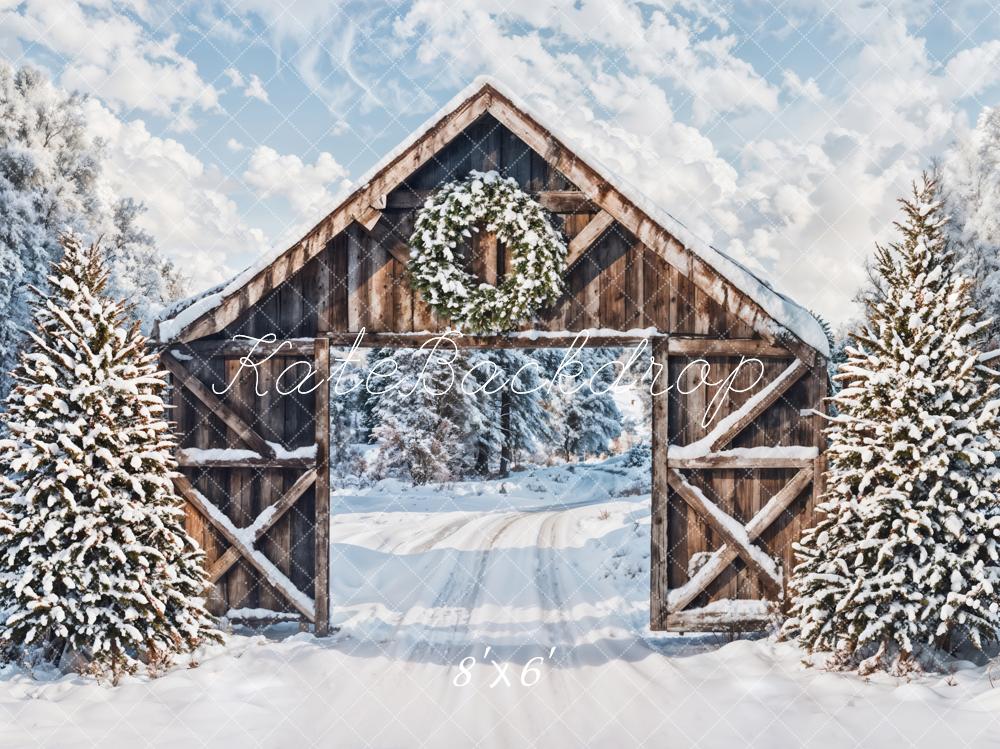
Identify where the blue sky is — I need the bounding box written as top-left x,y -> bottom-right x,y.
2,0 -> 1000,323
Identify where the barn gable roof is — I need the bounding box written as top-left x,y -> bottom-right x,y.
155,77 -> 829,361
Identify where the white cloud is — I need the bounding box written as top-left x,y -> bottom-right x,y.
0,0 -> 219,125
244,73 -> 270,103
85,99 -> 268,285
782,71 -> 823,103
243,146 -> 350,218
942,40 -> 1000,98
226,137 -> 245,152
723,14 -> 988,323
223,67 -> 244,87
223,66 -> 270,103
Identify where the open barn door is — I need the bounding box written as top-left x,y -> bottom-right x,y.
650,342 -> 826,632
163,337 -> 331,635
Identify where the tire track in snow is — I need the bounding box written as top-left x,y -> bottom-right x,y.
399,510 -> 529,662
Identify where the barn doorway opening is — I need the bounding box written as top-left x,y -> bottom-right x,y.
323,336 -> 658,656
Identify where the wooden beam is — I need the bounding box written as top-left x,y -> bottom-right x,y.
208,468 -> 318,583
324,331 -> 664,349
649,336 -> 670,631
177,454 -> 314,469
356,208 -> 383,232
384,242 -> 410,266
365,214 -> 412,266
384,189 -> 596,213
668,337 -> 792,359
162,352 -> 275,459
667,469 -> 782,597
667,467 -> 813,613
805,364 -> 830,611
565,210 -> 615,268
668,454 -> 815,470
180,334 -> 795,359
175,475 -> 314,620
665,604 -> 775,632
313,337 -> 332,637
208,547 -> 241,584
708,359 -> 809,452
177,338 -> 318,357
812,363 -> 829,506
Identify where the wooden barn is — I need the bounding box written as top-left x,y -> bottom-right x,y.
153,78 -> 830,637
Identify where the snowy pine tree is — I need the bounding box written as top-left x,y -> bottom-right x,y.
328,349 -> 366,478
536,348 -> 623,460
785,174 -> 1000,675
0,63 -> 185,399
369,347 -> 493,484
104,197 -> 186,331
942,108 -> 1000,347
0,236 -> 219,681
0,63 -> 100,397
494,349 -> 553,466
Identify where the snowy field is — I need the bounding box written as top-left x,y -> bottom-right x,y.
4,458 -> 1000,747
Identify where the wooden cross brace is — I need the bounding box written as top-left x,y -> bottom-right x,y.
666,467 -> 813,613
162,351 -> 276,459
206,468 -> 318,583
175,473 -> 316,620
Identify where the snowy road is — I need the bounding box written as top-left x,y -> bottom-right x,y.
4,461 -> 1000,747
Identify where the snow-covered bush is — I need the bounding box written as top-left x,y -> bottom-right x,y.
785,174 -> 1000,675
623,443 -> 651,468
0,236 -> 219,682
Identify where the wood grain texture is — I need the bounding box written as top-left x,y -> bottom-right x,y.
667,467 -> 812,612
668,468 -> 782,597
313,337 -> 332,636
175,475 -> 314,619
163,352 -> 275,458
649,337 -> 670,631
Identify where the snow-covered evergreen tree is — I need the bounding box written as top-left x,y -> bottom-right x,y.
494,349 -> 553,465
328,350 -> 365,478
0,63 -> 101,396
536,348 -> 623,460
460,350 -> 552,473
941,108 -> 1000,348
104,197 -> 186,330
0,236 -> 219,681
785,174 -> 1000,675
369,347 -> 493,484
0,63 -> 185,399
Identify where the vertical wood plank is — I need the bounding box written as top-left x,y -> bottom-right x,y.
650,336 -> 670,630
314,337 -> 331,636
347,227 -> 364,330
316,242 -> 332,334
330,236 -> 349,332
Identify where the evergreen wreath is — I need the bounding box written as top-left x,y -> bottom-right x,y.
407,170 -> 567,333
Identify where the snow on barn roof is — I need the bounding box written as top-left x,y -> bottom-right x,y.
156,77 -> 829,357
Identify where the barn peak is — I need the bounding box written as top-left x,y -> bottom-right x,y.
156,78 -> 828,361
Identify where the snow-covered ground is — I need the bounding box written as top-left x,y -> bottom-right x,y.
4,458 -> 1000,747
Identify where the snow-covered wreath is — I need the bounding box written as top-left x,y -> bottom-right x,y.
407,170 -> 567,333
